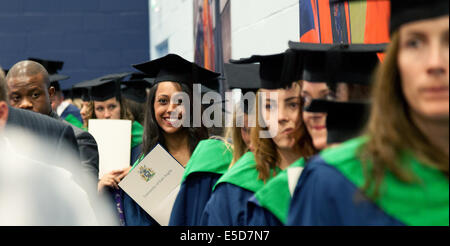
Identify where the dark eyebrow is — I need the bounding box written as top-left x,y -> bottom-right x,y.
29,86 -> 44,92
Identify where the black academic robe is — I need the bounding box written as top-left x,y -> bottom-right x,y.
169,139 -> 233,226
169,172 -> 222,226
200,183 -> 254,226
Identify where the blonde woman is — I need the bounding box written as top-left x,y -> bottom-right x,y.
287,0 -> 449,226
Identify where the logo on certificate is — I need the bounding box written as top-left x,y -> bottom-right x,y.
139,165 -> 155,182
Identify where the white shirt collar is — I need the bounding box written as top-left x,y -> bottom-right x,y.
56,101 -> 71,116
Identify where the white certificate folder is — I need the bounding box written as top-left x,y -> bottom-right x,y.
88,119 -> 132,179
119,144 -> 184,226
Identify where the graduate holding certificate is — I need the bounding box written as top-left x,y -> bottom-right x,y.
122,54 -> 219,226
74,74 -> 144,225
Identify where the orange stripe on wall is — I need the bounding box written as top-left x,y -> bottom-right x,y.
344,1 -> 351,43
318,0 -> 333,44
301,29 -> 321,43
364,0 -> 390,44
311,0 -> 320,43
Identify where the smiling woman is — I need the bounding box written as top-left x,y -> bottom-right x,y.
144,80 -> 202,167
153,82 -> 187,136
133,54 -> 219,166
123,53 -> 219,226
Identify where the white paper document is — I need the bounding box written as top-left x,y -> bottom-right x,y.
119,144 -> 185,226
88,119 -> 132,179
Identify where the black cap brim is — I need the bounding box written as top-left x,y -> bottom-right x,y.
288,42 -> 387,85
224,63 -> 261,93
390,0 -> 449,34
230,52 -> 291,90
306,99 -> 371,144
132,54 -> 220,88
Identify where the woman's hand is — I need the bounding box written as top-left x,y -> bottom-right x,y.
98,169 -> 127,193
117,166 -> 132,181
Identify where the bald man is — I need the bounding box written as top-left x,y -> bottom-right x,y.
6,60 -> 100,186
1,65 -> 79,165
6,61 -> 55,114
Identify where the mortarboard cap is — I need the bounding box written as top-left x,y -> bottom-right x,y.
73,72 -> 130,102
199,77 -> 221,94
49,74 -> 70,92
72,80 -> 93,101
306,99 -> 371,144
72,79 -> 95,102
224,63 -> 261,94
29,58 -> 69,92
390,0 -> 449,34
121,73 -> 154,103
61,87 -> 82,101
288,42 -> 386,85
28,58 -> 64,75
230,52 -> 294,90
90,81 -> 120,102
223,63 -> 261,114
49,74 -> 70,83
132,54 -> 221,89
121,79 -> 153,103
79,88 -> 91,102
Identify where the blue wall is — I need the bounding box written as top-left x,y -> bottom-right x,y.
0,0 -> 149,90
